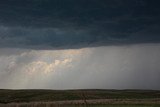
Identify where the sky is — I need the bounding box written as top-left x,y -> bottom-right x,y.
0,0 -> 160,89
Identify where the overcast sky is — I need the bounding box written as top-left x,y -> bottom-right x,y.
0,0 -> 160,89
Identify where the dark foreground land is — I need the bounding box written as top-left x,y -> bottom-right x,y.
0,89 -> 160,106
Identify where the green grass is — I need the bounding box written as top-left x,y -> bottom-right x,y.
0,89 -> 160,104
0,104 -> 160,107
69,105 -> 160,107
73,105 -> 160,107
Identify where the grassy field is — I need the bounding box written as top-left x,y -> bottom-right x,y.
0,104 -> 160,107
0,89 -> 160,104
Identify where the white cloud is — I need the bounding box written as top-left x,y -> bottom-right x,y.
23,58 -> 72,75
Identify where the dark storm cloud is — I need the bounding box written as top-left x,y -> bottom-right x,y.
0,0 -> 160,49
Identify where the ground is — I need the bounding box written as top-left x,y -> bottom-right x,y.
0,89 -> 160,104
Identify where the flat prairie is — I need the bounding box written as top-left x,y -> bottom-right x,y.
0,89 -> 160,106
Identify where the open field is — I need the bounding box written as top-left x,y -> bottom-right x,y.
0,99 -> 160,107
0,89 -> 160,106
0,104 -> 160,107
